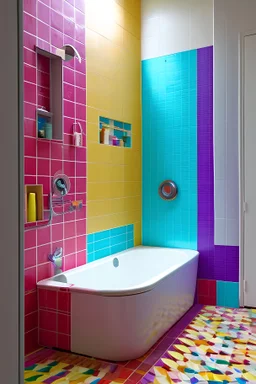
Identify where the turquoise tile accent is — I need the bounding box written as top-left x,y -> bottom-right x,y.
87,243 -> 94,254
217,281 -> 239,308
114,130 -> 124,140
216,281 -> 226,307
127,231 -> 133,241
127,239 -> 134,248
94,248 -> 111,260
87,253 -> 95,263
87,224 -> 134,263
124,123 -> 131,131
111,233 -> 126,246
114,120 -> 123,129
225,282 -> 239,308
142,49 -> 197,250
112,243 -> 126,255
100,117 -> 109,124
125,136 -> 131,147
111,226 -> 126,237
94,238 -> 110,251
87,234 -> 94,243
94,230 -> 110,242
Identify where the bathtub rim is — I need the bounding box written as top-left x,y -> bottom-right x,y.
37,246 -> 199,297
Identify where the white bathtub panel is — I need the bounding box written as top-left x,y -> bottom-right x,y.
71,256 -> 198,361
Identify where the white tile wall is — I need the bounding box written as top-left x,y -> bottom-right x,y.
141,0 -> 213,60
215,179 -> 226,219
215,218 -> 227,245
214,0 -> 256,246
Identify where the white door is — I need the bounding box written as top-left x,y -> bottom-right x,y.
244,33 -> 256,307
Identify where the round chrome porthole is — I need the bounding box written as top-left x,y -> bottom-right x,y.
158,180 -> 178,201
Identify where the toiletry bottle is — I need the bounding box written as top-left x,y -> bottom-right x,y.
113,136 -> 119,146
38,116 -> 46,138
100,127 -> 105,144
109,128 -> 114,145
74,131 -> 82,146
27,192 -> 37,222
104,128 -> 110,145
44,122 -> 53,139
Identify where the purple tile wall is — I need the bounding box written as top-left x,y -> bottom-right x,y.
197,46 -> 239,291
197,46 -> 215,280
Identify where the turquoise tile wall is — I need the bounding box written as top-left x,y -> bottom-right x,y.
87,224 -> 134,263
142,50 -> 197,249
216,281 -> 239,308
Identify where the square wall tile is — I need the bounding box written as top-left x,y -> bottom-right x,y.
111,226 -> 126,237
94,247 -> 111,261
25,329 -> 39,355
25,291 -> 37,315
87,253 -> 95,263
197,279 -> 216,306
23,0 -> 86,356
217,281 -> 239,308
94,230 -> 110,242
87,224 -> 135,263
39,329 -> 57,348
112,242 -> 126,254
57,291 -> 71,314
38,289 -> 57,310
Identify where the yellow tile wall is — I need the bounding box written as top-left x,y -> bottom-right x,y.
85,0 -> 141,245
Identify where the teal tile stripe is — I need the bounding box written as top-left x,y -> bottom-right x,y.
87,224 -> 134,263
142,50 -> 197,249
216,281 -> 239,308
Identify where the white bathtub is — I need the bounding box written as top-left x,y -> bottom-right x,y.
38,246 -> 199,361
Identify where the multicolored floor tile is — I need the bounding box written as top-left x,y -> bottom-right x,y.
141,306 -> 256,383
25,349 -> 133,383
24,305 -> 202,384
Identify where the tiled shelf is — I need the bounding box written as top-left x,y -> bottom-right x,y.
36,48 -> 63,141
99,116 -> 132,148
25,184 -> 44,223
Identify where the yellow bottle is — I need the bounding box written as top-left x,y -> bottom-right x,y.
27,192 -> 37,222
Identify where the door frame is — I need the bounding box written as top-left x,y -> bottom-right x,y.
239,29 -> 256,307
0,0 -> 24,381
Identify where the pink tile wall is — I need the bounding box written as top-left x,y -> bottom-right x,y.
24,0 -> 86,355
38,288 -> 71,351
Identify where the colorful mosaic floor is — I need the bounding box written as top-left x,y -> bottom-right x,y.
142,306 -> 256,383
24,306 -> 201,383
24,348 -> 135,383
26,306 -> 256,383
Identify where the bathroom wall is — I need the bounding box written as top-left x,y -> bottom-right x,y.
141,0 -> 240,307
214,0 -> 256,246
141,0 -> 213,60
24,0 -> 86,354
85,0 -> 141,260
142,49 -> 198,250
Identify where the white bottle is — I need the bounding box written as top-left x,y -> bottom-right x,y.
104,128 -> 110,145
74,132 -> 82,146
